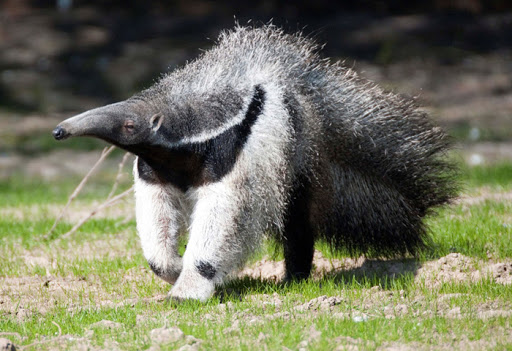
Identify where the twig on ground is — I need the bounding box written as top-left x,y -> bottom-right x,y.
51,321 -> 62,337
51,186 -> 134,244
45,145 -> 116,238
107,152 -> 131,200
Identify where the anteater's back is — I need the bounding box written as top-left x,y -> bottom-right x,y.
297,34 -> 456,257
152,25 -> 456,257
206,26 -> 456,257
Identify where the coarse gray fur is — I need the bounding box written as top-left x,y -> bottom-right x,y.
53,25 -> 457,301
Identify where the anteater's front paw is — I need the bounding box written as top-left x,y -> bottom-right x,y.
167,270 -> 215,302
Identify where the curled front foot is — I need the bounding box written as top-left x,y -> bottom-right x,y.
167,269 -> 216,302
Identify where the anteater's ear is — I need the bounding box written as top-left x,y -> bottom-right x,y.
150,113 -> 163,133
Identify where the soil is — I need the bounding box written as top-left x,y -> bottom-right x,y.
1,248 -> 511,350
2,249 -> 510,319
240,251 -> 512,288
0,198 -> 135,223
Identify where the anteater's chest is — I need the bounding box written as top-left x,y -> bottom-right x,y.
135,129 -> 246,191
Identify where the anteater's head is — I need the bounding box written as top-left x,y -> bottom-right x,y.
52,100 -> 164,149
51,83 -> 254,158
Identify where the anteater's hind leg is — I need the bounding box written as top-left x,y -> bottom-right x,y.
283,182 -> 315,281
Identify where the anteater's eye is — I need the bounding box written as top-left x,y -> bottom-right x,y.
124,121 -> 135,132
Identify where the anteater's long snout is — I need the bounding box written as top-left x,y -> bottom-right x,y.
52,102 -> 130,142
52,126 -> 69,140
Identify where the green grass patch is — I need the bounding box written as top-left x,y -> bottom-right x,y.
427,200 -> 512,259
0,176 -> 132,207
461,162 -> 512,189
0,217 -> 134,248
1,161 -> 511,349
1,284 -> 510,350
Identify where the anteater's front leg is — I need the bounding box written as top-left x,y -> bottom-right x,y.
134,160 -> 186,284
168,181 -> 258,302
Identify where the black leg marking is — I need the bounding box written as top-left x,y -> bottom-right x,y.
283,177 -> 315,281
148,260 -> 165,278
196,261 -> 216,280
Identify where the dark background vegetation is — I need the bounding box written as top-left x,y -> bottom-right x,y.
0,0 -> 511,176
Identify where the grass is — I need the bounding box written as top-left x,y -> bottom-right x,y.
0,174 -> 132,206
461,162 -> 512,189
0,162 -> 511,350
428,200 -> 512,259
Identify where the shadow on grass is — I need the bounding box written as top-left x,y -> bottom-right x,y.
219,258 -> 421,300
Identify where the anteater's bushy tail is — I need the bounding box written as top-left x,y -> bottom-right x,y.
314,94 -> 457,258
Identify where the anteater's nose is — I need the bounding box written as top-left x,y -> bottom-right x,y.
52,126 -> 67,140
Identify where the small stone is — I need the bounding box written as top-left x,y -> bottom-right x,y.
352,314 -> 368,323
150,326 -> 184,345
0,338 -> 16,351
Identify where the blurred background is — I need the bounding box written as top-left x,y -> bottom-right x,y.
1,0 -> 511,181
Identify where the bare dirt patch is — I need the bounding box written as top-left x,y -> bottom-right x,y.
460,142 -> 512,165
0,149 -> 129,180
239,251 -> 364,281
456,188 -> 512,206
15,234 -> 141,272
376,327 -> 512,351
417,253 -> 512,288
0,268 -> 166,317
3,249 -> 510,318
240,251 -> 512,288
0,199 -> 134,223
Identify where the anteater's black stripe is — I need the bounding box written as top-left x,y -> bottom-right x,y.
137,85 -> 266,190
199,85 -> 265,183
